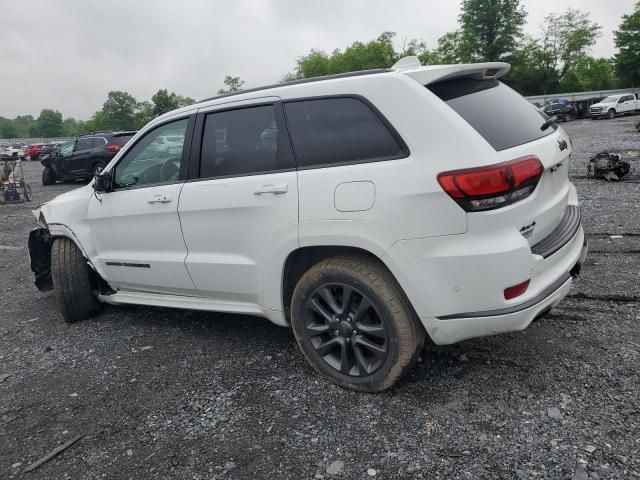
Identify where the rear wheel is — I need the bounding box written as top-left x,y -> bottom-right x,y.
608,109 -> 616,119
51,238 -> 102,323
563,112 -> 571,122
291,255 -> 425,392
92,162 -> 105,176
42,167 -> 56,186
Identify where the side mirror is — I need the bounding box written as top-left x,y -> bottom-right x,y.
93,171 -> 113,193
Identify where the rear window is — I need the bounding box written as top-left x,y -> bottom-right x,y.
427,79 -> 555,151
113,134 -> 135,146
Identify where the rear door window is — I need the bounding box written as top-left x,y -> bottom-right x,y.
200,104 -> 294,178
427,79 -> 555,151
75,138 -> 93,151
284,97 -> 406,168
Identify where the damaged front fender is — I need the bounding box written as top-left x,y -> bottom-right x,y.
28,227 -> 53,291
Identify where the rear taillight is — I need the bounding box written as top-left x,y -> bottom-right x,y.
504,280 -> 530,300
106,144 -> 121,153
437,155 -> 543,212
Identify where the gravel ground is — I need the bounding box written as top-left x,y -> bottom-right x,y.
1,117 -> 639,479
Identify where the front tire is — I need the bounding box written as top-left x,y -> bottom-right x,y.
42,167 -> 56,186
608,109 -> 616,119
51,238 -> 101,323
291,255 -> 425,392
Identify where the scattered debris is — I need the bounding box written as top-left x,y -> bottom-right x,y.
0,373 -> 10,384
610,235 -> 624,239
572,463 -> 588,480
583,445 -> 597,454
326,460 -> 345,475
587,152 -> 631,181
23,434 -> 84,473
547,407 -> 563,420
367,468 -> 377,476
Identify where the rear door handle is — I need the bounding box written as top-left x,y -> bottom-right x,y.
148,194 -> 172,204
254,184 -> 288,195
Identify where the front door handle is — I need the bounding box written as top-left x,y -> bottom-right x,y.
254,184 -> 288,195
148,194 -> 172,204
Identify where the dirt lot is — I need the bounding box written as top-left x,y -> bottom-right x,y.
1,117 -> 639,479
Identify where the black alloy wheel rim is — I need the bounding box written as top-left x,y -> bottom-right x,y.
303,283 -> 389,377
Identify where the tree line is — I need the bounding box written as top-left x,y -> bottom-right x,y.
2,0 -> 639,139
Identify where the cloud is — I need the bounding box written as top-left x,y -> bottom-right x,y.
0,0 -> 634,119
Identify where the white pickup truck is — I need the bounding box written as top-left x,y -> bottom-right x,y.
589,93 -> 640,119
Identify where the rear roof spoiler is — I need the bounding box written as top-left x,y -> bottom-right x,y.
391,56 -> 510,85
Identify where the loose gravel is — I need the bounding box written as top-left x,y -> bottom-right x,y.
0,116 -> 639,479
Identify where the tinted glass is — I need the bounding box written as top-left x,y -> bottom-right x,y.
284,97 -> 403,167
92,137 -> 107,148
200,105 -> 287,178
427,79 -> 555,151
59,141 -> 74,156
75,138 -> 93,151
113,118 -> 188,188
113,134 -> 135,146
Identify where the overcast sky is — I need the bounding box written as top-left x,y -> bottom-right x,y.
1,0 -> 635,120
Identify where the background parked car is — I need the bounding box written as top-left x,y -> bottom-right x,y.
589,93 -> 640,119
23,143 -> 46,161
543,99 -> 576,122
0,143 -> 24,158
41,131 -> 136,185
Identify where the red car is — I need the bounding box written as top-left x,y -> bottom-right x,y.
23,144 -> 45,160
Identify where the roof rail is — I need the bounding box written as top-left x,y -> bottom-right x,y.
198,69 -> 392,104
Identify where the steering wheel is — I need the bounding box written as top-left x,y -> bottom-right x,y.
159,157 -> 180,182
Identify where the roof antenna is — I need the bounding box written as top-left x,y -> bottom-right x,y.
391,56 -> 422,71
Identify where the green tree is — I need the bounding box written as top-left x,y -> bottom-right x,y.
614,2 -> 640,86
100,91 -> 140,130
420,31 -> 470,64
151,89 -> 195,116
0,121 -> 19,138
459,0 -> 527,61
286,32 -> 401,79
540,9 -> 602,79
30,109 -> 64,137
560,56 -> 617,91
13,115 -> 35,137
218,76 -> 245,95
63,118 -> 79,136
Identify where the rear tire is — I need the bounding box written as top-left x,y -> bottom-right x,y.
92,162 -> 105,176
42,167 -> 56,186
291,255 -> 425,392
563,112 -> 571,122
51,238 -> 101,323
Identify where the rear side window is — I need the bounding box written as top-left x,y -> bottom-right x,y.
113,134 -> 134,146
200,104 -> 294,178
92,137 -> 107,148
427,79 -> 555,151
75,138 -> 93,151
284,97 -> 405,168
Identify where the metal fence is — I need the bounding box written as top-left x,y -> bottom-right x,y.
0,138 -> 72,144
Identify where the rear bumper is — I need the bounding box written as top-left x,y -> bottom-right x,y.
422,236 -> 587,345
382,200 -> 587,345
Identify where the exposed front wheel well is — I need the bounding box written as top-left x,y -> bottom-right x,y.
282,246 -> 395,323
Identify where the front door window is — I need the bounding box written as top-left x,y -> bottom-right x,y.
113,118 -> 189,189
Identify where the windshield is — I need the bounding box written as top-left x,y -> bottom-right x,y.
601,96 -> 618,103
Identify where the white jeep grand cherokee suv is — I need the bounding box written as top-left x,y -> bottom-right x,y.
29,58 -> 587,392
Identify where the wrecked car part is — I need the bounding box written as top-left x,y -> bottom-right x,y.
28,227 -> 53,291
587,152 -> 631,181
